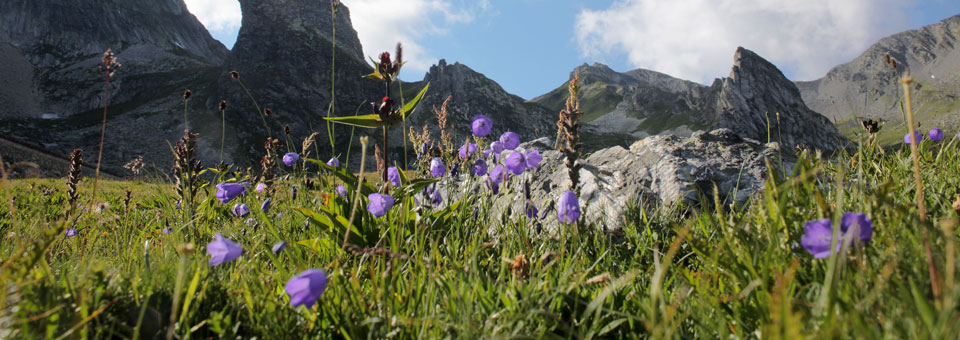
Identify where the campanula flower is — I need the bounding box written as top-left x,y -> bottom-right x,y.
430,158 -> 446,178
272,241 -> 287,255
500,132 -> 520,150
472,115 -> 492,137
255,182 -> 267,193
233,203 -> 250,217
285,269 -> 328,308
65,228 -> 77,237
388,167 -> 402,187
473,159 -> 488,176
207,233 -> 243,266
504,151 -> 526,175
327,157 -> 340,168
216,182 -> 247,204
367,193 -> 395,217
260,198 -> 272,213
557,191 -> 580,223
283,152 -> 299,167
929,128 -> 944,142
801,212 -> 874,258
459,143 -> 478,160
525,150 -> 542,169
904,131 -> 923,145
335,185 -> 347,198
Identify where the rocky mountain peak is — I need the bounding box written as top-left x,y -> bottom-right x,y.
715,47 -> 847,150
221,0 -> 377,159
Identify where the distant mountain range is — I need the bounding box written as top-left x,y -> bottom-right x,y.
0,0 -> 956,175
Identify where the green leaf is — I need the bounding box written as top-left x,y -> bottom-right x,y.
304,159 -> 378,196
324,114 -> 383,129
400,82 -> 430,120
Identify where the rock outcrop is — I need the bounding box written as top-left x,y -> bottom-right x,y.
460,129 -> 784,230
0,0 -> 227,118
797,14 -> 960,134
533,47 -> 849,152
220,0 -> 378,162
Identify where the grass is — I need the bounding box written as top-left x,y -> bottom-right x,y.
2,131 -> 960,338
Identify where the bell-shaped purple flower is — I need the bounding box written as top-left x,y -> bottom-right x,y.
65,228 -> 78,237
473,159 -> 488,176
504,151 -> 526,175
233,203 -> 250,217
216,182 -> 247,204
471,115 -> 492,137
557,190 -> 580,224
800,219 -> 835,258
500,132 -> 520,150
283,152 -> 299,167
486,178 -> 500,195
285,269 -> 328,308
327,157 -> 340,168
255,182 -> 267,193
335,185 -> 347,198
207,233 -> 243,266
367,193 -> 395,217
929,128 -> 944,142
388,166 -> 402,187
525,201 -> 539,219
430,189 -> 443,205
260,198 -> 272,213
840,212 -> 873,243
459,143 -> 478,160
272,241 -> 287,255
525,150 -> 542,169
162,227 -> 172,234
801,212 -> 874,258
904,131 -> 923,144
489,165 -> 509,184
430,158 -> 446,178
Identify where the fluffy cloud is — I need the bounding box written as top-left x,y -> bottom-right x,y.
183,0 -> 241,32
344,0 -> 484,74
575,0 -> 913,83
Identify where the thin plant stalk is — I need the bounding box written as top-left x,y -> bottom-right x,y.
236,79 -> 271,139
92,76 -> 111,203
183,97 -> 189,131
220,107 -> 226,164
326,2 -> 338,154
340,136 -> 369,257
398,80 -> 408,170
166,252 -> 188,340
901,76 -> 926,221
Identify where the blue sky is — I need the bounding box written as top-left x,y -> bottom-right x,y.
186,0 -> 960,100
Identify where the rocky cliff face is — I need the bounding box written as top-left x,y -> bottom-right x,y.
533,47 -> 848,152
797,14 -> 960,141
392,60 -> 557,149
0,0 -> 227,118
220,0 -> 378,162
0,0 -> 229,175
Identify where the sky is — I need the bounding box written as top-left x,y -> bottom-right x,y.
184,0 -> 960,100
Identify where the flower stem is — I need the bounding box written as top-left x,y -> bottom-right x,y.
92,78 -> 110,203
220,108 -> 226,164
901,76 -> 927,221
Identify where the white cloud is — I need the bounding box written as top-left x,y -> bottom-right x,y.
344,0 -> 481,75
183,0 -> 242,32
575,0 -> 914,83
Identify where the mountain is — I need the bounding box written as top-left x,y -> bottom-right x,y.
0,0 -> 229,174
797,14 -> 960,143
533,47 -> 848,151
219,0 -> 378,163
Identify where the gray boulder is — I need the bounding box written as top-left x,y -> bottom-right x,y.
476,129 -> 784,230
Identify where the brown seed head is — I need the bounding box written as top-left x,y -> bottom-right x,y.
219,100 -> 228,111
230,71 -> 240,80
182,89 -> 192,100
283,125 -> 291,136
264,108 -> 272,116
